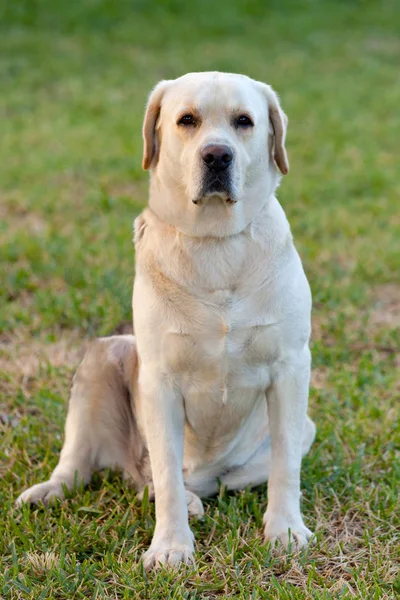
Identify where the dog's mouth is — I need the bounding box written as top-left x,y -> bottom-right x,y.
193,176 -> 236,206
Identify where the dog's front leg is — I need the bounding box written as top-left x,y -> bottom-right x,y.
263,348 -> 314,550
140,368 -> 194,570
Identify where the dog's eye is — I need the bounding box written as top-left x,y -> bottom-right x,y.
235,115 -> 253,128
178,114 -> 196,126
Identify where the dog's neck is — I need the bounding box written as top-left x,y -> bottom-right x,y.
136,199 -> 292,298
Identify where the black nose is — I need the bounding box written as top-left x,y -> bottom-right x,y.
201,144 -> 233,172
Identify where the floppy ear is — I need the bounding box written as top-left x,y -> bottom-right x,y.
142,80 -> 171,170
257,82 -> 289,175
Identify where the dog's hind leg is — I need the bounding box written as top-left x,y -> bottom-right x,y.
16,335 -> 145,507
220,415 -> 316,491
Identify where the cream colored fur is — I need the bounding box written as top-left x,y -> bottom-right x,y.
17,72 -> 316,570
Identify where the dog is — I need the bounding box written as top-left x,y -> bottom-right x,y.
17,72 -> 316,570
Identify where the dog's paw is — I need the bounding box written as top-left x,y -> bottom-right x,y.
138,486 -> 204,518
143,544 -> 195,571
15,481 -> 64,508
263,512 -> 314,552
143,530 -> 195,571
185,490 -> 204,518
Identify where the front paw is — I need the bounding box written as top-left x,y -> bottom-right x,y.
263,511 -> 314,552
143,530 -> 195,571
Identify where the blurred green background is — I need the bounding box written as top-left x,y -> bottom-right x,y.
1,1 -> 399,598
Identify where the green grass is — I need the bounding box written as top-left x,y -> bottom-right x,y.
1,0 -> 399,597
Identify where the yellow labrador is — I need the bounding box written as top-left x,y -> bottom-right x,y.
17,72 -> 316,569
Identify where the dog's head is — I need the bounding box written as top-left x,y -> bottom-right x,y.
142,72 -> 288,236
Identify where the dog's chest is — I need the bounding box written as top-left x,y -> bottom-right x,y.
164,284 -> 274,365
161,285 -> 275,444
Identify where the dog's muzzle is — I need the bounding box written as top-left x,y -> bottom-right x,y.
193,143 -> 235,204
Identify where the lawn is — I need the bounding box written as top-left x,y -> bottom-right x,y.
1,0 -> 399,598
